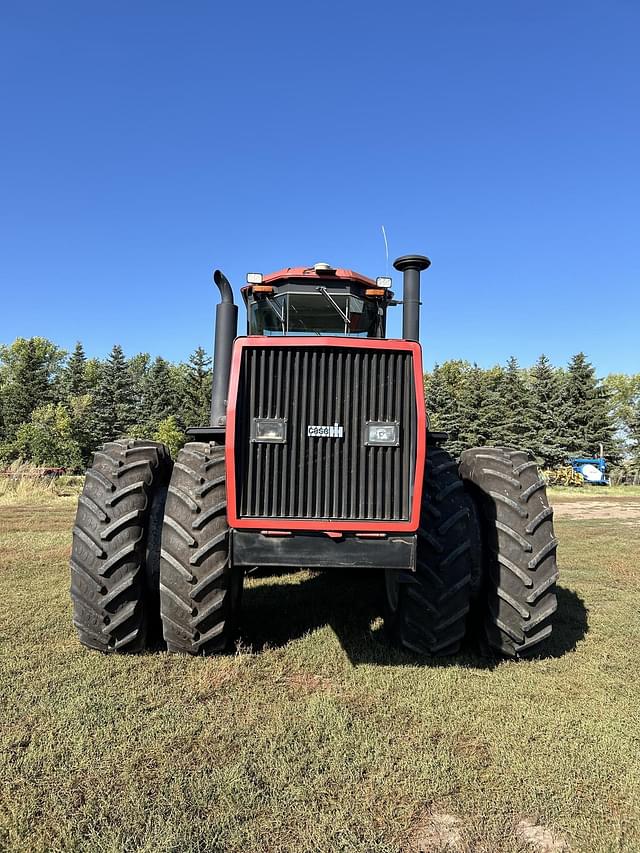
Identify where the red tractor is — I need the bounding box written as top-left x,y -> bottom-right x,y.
70,256 -> 558,658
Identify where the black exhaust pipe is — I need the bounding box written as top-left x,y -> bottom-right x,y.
393,254 -> 431,342
210,269 -> 238,429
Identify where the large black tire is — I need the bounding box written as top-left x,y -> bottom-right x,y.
159,442 -> 243,655
459,447 -> 559,657
70,439 -> 172,653
384,445 -> 474,655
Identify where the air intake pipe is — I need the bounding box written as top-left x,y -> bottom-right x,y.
393,254 -> 431,342
210,269 -> 238,428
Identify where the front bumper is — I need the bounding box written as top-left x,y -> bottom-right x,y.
232,530 -> 416,571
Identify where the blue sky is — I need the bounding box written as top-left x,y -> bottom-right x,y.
1,1 -> 638,374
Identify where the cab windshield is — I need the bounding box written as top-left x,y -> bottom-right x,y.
249,291 -> 384,337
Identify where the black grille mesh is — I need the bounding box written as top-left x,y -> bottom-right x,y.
234,345 -> 418,522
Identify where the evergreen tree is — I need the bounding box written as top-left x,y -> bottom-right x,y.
127,352 -> 150,425
529,355 -> 568,467
457,364 -> 510,448
0,338 -> 58,439
68,394 -> 96,467
563,353 -> 617,459
629,397 -> 640,475
0,375 -> 5,442
84,358 -> 103,393
168,363 -> 189,428
492,356 -> 537,450
90,345 -> 137,445
143,357 -> 177,433
457,364 -> 481,448
425,363 -> 453,431
63,342 -> 88,399
182,347 -> 212,428
424,361 -> 466,456
59,342 -> 95,466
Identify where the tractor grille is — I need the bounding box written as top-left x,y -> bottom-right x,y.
232,344 -> 418,523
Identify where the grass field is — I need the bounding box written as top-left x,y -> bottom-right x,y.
549,485 -> 640,499
1,494 -> 639,852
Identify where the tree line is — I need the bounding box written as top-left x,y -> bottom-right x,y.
1,337 -> 639,481
425,355 -> 640,481
0,338 -> 212,468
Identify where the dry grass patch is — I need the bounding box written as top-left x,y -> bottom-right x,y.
0,463 -> 82,506
405,809 -> 467,853
516,818 -> 569,852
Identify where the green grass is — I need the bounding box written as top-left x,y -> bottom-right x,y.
549,485 -> 640,499
1,497 -> 639,852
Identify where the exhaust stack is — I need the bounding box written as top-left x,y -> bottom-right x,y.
393,254 -> 431,342
210,269 -> 238,428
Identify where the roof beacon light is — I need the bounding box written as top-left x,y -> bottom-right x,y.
376,276 -> 392,288
247,272 -> 263,284
314,262 -> 335,273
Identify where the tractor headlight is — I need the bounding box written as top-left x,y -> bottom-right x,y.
251,417 -> 287,443
364,421 -> 399,446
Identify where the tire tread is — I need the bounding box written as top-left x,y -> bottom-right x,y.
385,445 -> 474,655
160,442 -> 242,656
70,439 -> 172,653
460,446 -> 558,657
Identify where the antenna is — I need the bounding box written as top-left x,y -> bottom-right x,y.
381,225 -> 389,276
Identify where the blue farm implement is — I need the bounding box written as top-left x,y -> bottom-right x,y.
569,445 -> 609,485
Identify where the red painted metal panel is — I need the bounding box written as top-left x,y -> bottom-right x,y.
263,267 -> 376,286
240,266 -> 378,299
225,336 -> 426,533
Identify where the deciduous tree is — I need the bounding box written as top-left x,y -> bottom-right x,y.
154,415 -> 186,458
15,403 -> 82,470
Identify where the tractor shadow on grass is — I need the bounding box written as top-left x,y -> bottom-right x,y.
239,569 -> 588,669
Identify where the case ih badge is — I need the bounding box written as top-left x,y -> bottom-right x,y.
307,423 -> 344,438
70,256 -> 559,661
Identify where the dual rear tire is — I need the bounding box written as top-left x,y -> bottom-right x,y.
70,440 -> 172,653
384,444 -> 559,658
384,445 -> 474,655
459,447 -> 559,656
159,442 -> 243,655
71,440 -> 242,656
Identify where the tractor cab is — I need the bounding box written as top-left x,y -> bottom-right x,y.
241,263 -> 393,338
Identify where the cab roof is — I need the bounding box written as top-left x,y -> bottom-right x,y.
263,266 -> 376,287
